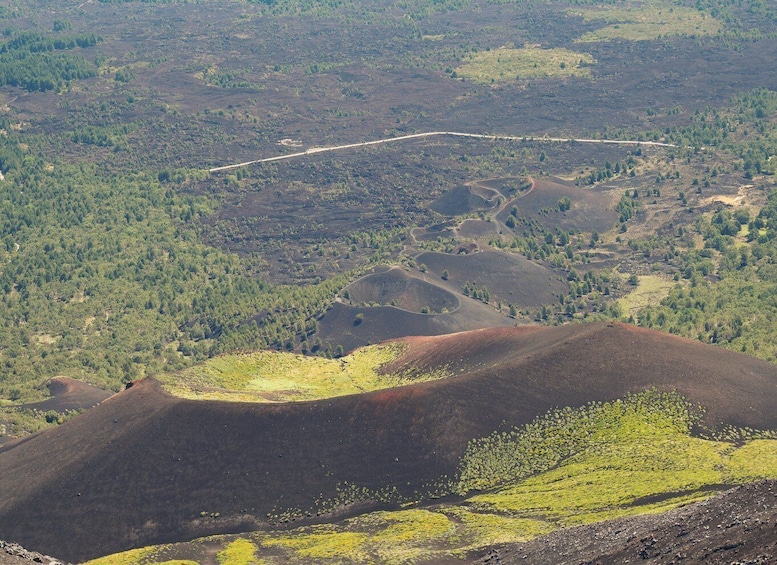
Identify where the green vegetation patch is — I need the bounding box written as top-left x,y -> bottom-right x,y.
455,47 -> 595,84
462,390 -> 777,526
468,435 -> 730,525
85,547 -> 161,565
457,389 -> 701,493
217,539 -> 260,565
436,507 -> 554,553
0,31 -> 101,92
573,4 -> 722,42
617,274 -> 678,318
158,342 -> 450,402
262,527 -> 371,561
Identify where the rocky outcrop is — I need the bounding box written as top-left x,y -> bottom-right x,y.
0,541 -> 68,565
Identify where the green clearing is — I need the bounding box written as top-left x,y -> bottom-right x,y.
617,274 -> 678,318
455,47 -> 595,84
157,342 -> 450,402
572,4 -> 722,42
89,391 -> 777,563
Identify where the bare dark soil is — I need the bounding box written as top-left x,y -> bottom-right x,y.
416,250 -> 568,307
497,177 -> 618,234
429,184 -> 499,216
315,294 -> 514,353
457,219 -> 500,239
346,267 -> 459,313
316,247 -> 568,352
3,322 -> 777,561
19,378 -> 112,414
476,479 -> 777,565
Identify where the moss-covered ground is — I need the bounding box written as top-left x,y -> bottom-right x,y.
157,343 -> 449,402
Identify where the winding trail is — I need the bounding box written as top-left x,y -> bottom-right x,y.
208,131 -> 677,173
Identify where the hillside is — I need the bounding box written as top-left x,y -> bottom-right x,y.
479,479 -> 777,565
2,322 -> 777,561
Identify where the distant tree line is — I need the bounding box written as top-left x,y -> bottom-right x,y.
0,31 -> 101,92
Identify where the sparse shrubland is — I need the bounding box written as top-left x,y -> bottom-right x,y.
632,187 -> 777,361
457,389 -> 702,493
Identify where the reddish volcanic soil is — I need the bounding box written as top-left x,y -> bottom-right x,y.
1,322 -> 777,561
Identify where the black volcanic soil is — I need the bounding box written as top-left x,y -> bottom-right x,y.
381,323 -> 777,430
497,177 -> 617,234
429,185 -> 498,216
347,267 -> 459,313
476,479 -> 777,565
20,378 -> 112,414
315,296 -> 514,353
2,322 -> 777,561
458,219 -> 500,239
416,250 -> 568,307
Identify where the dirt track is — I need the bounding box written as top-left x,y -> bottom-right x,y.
208,132 -> 677,172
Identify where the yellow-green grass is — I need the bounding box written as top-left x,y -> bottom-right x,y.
455,47 -> 595,84
261,527 -> 371,562
467,413 -> 777,528
572,4 -> 722,42
217,539 -> 260,565
257,507 -> 541,563
85,547 -> 169,565
437,507 -> 554,554
618,274 -> 677,318
726,440 -> 777,482
157,343 -> 450,403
